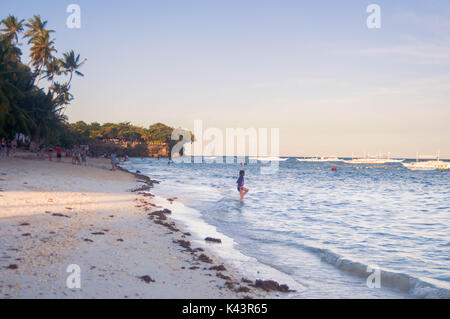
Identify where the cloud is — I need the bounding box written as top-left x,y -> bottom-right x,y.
334,43 -> 450,60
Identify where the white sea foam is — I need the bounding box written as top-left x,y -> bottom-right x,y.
152,195 -> 306,294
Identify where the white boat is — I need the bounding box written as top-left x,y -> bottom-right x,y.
249,156 -> 288,161
402,161 -> 450,171
402,152 -> 450,170
343,158 -> 403,164
343,152 -> 403,164
297,156 -> 343,162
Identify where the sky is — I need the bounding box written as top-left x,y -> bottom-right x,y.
1,0 -> 450,157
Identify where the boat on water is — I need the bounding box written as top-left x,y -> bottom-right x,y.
296,156 -> 343,162
343,158 -> 404,164
402,152 -> 450,170
402,161 -> 450,171
249,156 -> 289,161
343,152 -> 404,164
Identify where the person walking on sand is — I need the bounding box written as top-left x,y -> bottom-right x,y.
6,139 -> 11,157
56,146 -> 62,162
47,145 -> 54,161
111,152 -> 118,171
81,148 -> 87,166
0,137 -> 5,158
71,148 -> 77,165
236,170 -> 249,201
11,138 -> 17,155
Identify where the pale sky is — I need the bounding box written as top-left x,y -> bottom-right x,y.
2,0 -> 450,157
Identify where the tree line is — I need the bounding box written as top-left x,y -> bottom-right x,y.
0,14 -> 190,155
0,14 -> 85,143
66,121 -> 178,146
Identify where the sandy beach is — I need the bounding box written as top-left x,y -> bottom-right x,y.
0,153 -> 270,299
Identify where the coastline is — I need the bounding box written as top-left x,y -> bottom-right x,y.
0,153 -> 281,298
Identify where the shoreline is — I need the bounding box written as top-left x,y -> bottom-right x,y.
0,152 -> 288,298
117,163 -> 295,298
120,157 -> 450,299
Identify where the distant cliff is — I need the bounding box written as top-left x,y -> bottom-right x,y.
88,139 -> 169,157
46,121 -> 191,158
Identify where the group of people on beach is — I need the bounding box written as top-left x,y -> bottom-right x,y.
68,147 -> 88,166
4,135 -> 249,200
42,145 -> 88,166
0,137 -> 17,158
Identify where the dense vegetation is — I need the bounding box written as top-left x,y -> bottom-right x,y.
62,121 -> 182,157
0,14 -> 189,157
68,121 -> 175,144
0,14 -> 85,142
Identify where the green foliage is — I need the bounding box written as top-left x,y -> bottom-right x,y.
0,14 -> 84,140
66,121 -> 176,144
0,13 -> 190,157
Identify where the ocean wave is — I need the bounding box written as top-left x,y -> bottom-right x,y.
303,245 -> 450,299
122,158 -> 450,299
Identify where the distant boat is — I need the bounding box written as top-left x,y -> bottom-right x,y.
402,161 -> 450,171
297,156 -> 343,162
402,152 -> 450,171
249,156 -> 288,161
343,152 -> 403,164
343,158 -> 404,164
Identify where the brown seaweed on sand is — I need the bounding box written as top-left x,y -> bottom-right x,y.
205,237 -> 222,243
52,213 -> 70,218
173,239 -> 192,251
5,264 -> 18,270
241,278 -> 253,284
154,219 -> 179,232
253,279 -> 290,293
209,265 -> 226,271
235,286 -> 251,293
216,272 -> 231,281
138,275 -> 155,283
197,254 -> 213,264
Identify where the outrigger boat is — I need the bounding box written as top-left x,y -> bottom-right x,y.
402,152 -> 450,171
343,152 -> 404,164
249,156 -> 289,161
296,156 -> 343,162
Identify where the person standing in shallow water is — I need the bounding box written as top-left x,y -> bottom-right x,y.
236,170 -> 249,201
110,152 -> 117,171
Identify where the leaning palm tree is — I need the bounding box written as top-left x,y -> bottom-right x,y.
24,15 -> 54,69
29,31 -> 56,85
43,57 -> 63,86
0,15 -> 24,45
61,50 -> 86,85
23,15 -> 53,43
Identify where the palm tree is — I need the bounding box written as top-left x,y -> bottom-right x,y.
51,82 -> 73,114
29,31 -> 56,85
24,15 -> 54,69
61,50 -> 86,85
44,57 -> 62,85
24,15 -> 53,43
0,15 -> 24,45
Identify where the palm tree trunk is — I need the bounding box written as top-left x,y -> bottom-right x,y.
35,68 -> 44,86
68,71 -> 73,86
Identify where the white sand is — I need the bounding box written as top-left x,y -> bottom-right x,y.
0,154 -> 265,298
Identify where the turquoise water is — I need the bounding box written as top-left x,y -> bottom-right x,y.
123,157 -> 450,298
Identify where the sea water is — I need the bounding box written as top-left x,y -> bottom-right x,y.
122,157 -> 450,298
